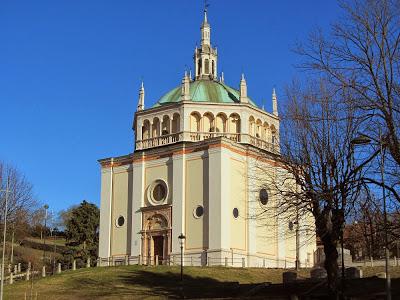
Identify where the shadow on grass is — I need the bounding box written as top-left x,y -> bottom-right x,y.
118,269 -> 246,299
50,267 -> 251,299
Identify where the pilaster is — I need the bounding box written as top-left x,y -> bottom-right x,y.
131,155 -> 145,256
208,146 -> 231,252
171,151 -> 186,254
99,165 -> 113,258
246,157 -> 257,265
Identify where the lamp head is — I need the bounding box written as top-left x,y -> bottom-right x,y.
351,134 -> 372,145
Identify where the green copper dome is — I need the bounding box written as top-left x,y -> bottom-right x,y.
153,80 -> 258,108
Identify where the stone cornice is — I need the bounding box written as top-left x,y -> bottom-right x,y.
98,136 -> 281,168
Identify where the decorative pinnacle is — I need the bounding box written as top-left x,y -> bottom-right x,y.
272,87 -> 278,116
204,0 -> 209,23
137,80 -> 145,111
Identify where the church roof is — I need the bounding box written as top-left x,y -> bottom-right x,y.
152,79 -> 258,108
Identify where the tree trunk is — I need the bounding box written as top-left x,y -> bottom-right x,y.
322,233 -> 339,294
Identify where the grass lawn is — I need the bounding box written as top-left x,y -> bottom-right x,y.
26,237 -> 67,247
4,265 -> 310,299
4,265 -> 400,299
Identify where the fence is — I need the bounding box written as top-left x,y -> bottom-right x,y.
97,253 -> 313,269
1,257 -> 94,286
352,257 -> 400,268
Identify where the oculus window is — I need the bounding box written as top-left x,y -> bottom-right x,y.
233,208 -> 239,219
116,215 -> 125,227
259,188 -> 269,205
193,205 -> 204,218
148,179 -> 169,205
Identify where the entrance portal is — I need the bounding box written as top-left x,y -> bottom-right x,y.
153,236 -> 164,264
141,210 -> 172,265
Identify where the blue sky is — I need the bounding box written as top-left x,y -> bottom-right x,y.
0,0 -> 342,212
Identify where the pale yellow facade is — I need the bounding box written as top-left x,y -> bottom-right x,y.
98,7 -> 316,268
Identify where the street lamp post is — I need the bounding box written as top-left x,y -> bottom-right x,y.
43,204 -> 49,265
351,132 -> 391,300
178,233 -> 186,282
0,179 -> 10,300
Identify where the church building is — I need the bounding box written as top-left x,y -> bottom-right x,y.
98,7 -> 316,268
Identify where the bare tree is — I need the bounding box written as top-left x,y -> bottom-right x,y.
0,161 -> 37,240
295,0 -> 400,202
259,79 -> 376,293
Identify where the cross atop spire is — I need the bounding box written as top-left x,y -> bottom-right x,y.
201,1 -> 211,46
203,0 -> 209,24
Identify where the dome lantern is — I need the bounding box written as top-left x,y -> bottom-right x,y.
194,4 -> 217,80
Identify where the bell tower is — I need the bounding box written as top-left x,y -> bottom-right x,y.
194,5 -> 218,80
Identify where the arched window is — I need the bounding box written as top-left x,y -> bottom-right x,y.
198,59 -> 202,76
271,125 -> 277,144
162,116 -> 170,135
256,119 -> 262,139
212,60 -> 215,76
190,112 -> 201,132
249,116 -> 255,136
205,59 -> 209,74
172,113 -> 180,133
152,117 -> 160,137
262,122 -> 268,140
216,113 -> 227,133
229,114 -> 241,134
203,112 -> 214,132
142,120 -> 151,139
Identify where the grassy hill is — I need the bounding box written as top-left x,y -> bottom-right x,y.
8,237 -> 66,270
4,265 -> 309,299
4,265 -> 400,299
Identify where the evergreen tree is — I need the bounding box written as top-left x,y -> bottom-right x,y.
65,200 -> 99,250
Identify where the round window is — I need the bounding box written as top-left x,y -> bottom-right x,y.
259,188 -> 269,205
116,216 -> 125,227
153,183 -> 167,202
233,208 -> 239,219
193,205 -> 204,218
148,179 -> 168,205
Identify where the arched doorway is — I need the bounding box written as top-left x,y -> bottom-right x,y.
141,209 -> 171,265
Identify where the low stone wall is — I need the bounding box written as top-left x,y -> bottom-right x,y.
98,253 -> 313,269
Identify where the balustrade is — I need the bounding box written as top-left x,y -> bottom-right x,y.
135,131 -> 278,153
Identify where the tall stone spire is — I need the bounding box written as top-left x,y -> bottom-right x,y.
181,71 -> 190,101
272,88 -> 278,116
201,5 -> 210,47
194,4 -> 218,80
240,74 -> 248,103
137,81 -> 145,111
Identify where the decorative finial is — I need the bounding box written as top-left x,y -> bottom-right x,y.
137,80 -> 145,111
181,71 -> 190,101
272,87 -> 278,116
204,0 -> 209,23
221,71 -> 224,83
240,74 -> 248,103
